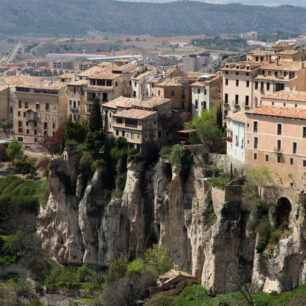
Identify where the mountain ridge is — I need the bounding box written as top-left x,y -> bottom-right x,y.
0,0 -> 305,37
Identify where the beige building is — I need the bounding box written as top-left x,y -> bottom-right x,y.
245,105 -> 306,190
222,62 -> 261,119
113,109 -> 158,150
102,96 -> 172,148
84,62 -> 137,117
0,85 -> 9,121
66,80 -> 88,122
13,80 -> 67,143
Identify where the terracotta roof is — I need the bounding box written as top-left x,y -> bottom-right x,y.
255,75 -> 287,81
246,105 -> 306,120
132,69 -> 155,80
156,78 -> 183,87
227,111 -> 247,123
262,90 -> 306,103
78,66 -> 104,77
261,61 -> 304,71
57,73 -> 74,79
102,97 -> 140,109
191,82 -> 206,87
114,108 -> 157,120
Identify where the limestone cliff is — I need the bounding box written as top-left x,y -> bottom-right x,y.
37,151 -> 306,294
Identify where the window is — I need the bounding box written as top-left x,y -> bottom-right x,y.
122,131 -> 125,137
116,130 -> 119,136
117,117 -> 123,124
158,90 -> 160,96
23,112 -> 26,118
292,142 -> 297,154
52,115 -> 56,123
26,129 -> 29,134
254,153 -> 257,160
202,101 -> 207,110
204,89 -> 207,95
277,139 -> 281,151
303,160 -> 306,167
26,121 -> 29,126
253,121 -> 258,133
36,102 -> 40,110
236,72 -> 239,75
265,154 -> 269,162
18,121 -> 22,127
25,102 -> 28,108
267,82 -> 270,91
171,90 -> 175,97
17,137 -> 23,142
236,80 -> 239,87
198,88 -> 201,93
46,103 -> 49,111
277,123 -> 282,135
19,101 -> 22,108
303,127 -> 306,138
245,96 -> 249,106
225,79 -> 228,86
224,94 -> 228,104
255,81 -> 258,89
246,80 -> 249,87
195,99 -> 198,109
260,82 -> 264,91
290,158 -> 293,165
34,138 -> 38,143
235,95 -> 239,105
34,130 -> 37,135
225,71 -> 228,75
44,122 -> 48,129
254,137 -> 258,149
131,133 -> 135,139
18,111 -> 20,117
277,155 -> 281,163
45,114 -> 49,122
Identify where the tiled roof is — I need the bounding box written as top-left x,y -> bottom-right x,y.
156,78 -> 183,87
246,105 -> 306,120
132,69 -> 155,80
221,61 -> 262,71
103,97 -> 140,109
262,90 -> 306,103
133,96 -> 171,109
227,111 -> 247,123
57,73 -> 74,79
261,61 -> 304,71
114,108 -> 157,120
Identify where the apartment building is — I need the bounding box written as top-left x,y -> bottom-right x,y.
102,96 -> 172,148
222,62 -> 261,119
66,80 -> 88,122
253,61 -> 306,107
112,109 -> 158,150
13,80 -> 67,143
191,74 -> 222,117
0,85 -> 9,121
183,53 -> 211,73
245,104 -> 306,190
84,62 -> 137,116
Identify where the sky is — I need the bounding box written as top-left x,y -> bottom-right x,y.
119,0 -> 306,6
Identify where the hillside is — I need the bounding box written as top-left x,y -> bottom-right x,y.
0,0 -> 305,37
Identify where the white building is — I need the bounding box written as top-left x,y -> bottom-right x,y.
226,111 -> 247,163
191,74 -> 222,118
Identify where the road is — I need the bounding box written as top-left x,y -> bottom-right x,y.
7,41 -> 22,63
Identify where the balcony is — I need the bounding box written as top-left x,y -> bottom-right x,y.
70,106 -> 80,113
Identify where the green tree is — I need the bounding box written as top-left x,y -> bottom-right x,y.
145,244 -> 172,275
6,139 -> 22,165
88,98 -> 102,132
186,111 -> 222,151
216,104 -> 223,129
64,119 -> 87,145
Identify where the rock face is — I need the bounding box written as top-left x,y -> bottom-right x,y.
37,152 -> 306,294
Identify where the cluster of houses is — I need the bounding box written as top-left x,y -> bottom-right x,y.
223,44 -> 306,190
0,42 -> 305,191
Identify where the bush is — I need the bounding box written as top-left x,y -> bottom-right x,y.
256,217 -> 271,253
169,145 -> 193,183
128,148 -> 141,163
80,152 -> 94,176
126,258 -> 145,276
45,266 -> 80,289
103,256 -> 128,285
209,176 -> 231,188
159,146 -> 171,159
145,244 -> 172,275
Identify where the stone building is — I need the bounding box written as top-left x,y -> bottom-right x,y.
13,80 -> 67,143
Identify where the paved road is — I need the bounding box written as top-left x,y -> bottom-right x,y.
7,41 -> 22,63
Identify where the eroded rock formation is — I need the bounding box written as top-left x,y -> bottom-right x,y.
37,151 -> 306,294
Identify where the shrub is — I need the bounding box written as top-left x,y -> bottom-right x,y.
45,266 -> 80,289
126,258 -> 145,276
209,176 -> 231,188
103,256 -> 128,285
256,217 -> 271,253
80,152 -> 94,176
159,146 -> 171,159
38,157 -> 51,171
145,244 -> 172,275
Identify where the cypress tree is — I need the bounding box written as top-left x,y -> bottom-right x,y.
216,104 -> 223,129
88,97 -> 102,132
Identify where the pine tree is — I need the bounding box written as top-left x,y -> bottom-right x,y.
88,98 -> 102,132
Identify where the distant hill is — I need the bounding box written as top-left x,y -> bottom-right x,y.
0,0 -> 305,37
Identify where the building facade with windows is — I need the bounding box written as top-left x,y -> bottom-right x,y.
245,105 -> 306,189
13,81 -> 67,143
191,74 -> 221,118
